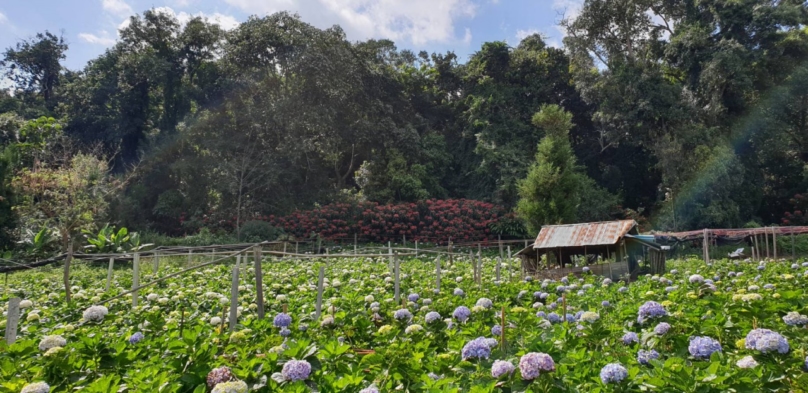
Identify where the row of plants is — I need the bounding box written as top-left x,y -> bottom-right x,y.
0,254 -> 807,392
259,199 -> 518,243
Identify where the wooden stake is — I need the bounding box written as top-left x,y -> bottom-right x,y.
753,234 -> 760,261
64,243 -> 73,303
765,228 -> 770,259
229,264 -> 239,332
315,266 -> 325,319
132,253 -> 140,308
498,235 -> 503,259
394,256 -> 400,304
253,246 -> 265,319
354,233 -> 358,255
283,242 -> 287,258
773,227 -> 777,260
188,250 -> 192,265
435,256 -> 441,293
317,235 -> 322,254
415,240 -> 418,257
153,252 -> 160,273
295,242 -> 299,254
791,232 -> 796,262
500,306 -> 505,350
496,257 -> 501,282
448,240 -> 454,266
4,297 -> 20,345
105,257 -> 114,292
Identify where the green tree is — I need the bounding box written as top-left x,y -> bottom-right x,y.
1,31 -> 67,106
516,105 -> 585,233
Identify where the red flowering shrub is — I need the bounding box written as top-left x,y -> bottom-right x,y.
782,194 -> 808,226
266,199 -> 506,243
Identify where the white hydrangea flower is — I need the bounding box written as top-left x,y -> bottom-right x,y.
38,335 -> 67,351
82,305 -> 108,322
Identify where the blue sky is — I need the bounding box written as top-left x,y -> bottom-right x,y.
0,0 -> 582,71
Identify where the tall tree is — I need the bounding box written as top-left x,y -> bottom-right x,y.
1,31 -> 67,108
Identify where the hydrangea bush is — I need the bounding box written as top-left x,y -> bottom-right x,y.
0,255 -> 807,391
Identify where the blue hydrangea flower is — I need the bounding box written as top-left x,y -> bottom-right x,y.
688,336 -> 721,359
281,359 -> 312,381
128,332 -> 144,344
689,274 -> 704,284
763,284 -> 774,290
491,360 -> 515,378
566,313 -> 577,323
536,311 -> 546,318
638,301 -> 668,323
561,277 -> 569,284
637,349 -> 659,365
792,264 -> 799,269
453,306 -> 471,322
758,265 -> 765,270
547,313 -> 562,323
670,269 -> 678,274
654,322 -> 671,335
547,302 -> 556,310
280,327 -> 291,337
621,332 -> 639,345
556,286 -> 567,293
408,293 -> 420,302
745,329 -> 789,354
274,313 -> 292,328
484,338 -> 499,348
600,363 -> 628,384
618,286 -> 628,293
425,311 -> 441,324
461,337 -> 491,360
533,291 -> 542,299
491,324 -> 502,336
394,308 -> 413,321
577,290 -> 585,296
453,288 -> 465,297
782,312 -> 808,326
583,266 -> 590,272
518,352 -> 555,380
601,301 -> 611,307
665,286 -> 677,292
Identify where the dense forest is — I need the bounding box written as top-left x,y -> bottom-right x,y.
2,0 -> 808,252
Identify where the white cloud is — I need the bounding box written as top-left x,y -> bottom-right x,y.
79,32 -> 117,45
515,28 -> 538,41
224,0 -> 477,46
0,11 -> 7,25
153,6 -> 241,30
173,0 -> 193,6
102,0 -> 134,18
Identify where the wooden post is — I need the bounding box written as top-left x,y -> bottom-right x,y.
317,235 -> 322,254
187,249 -> 192,265
791,232 -> 796,262
415,240 -> 418,257
295,242 -> 299,254
64,243 -> 73,303
773,227 -> 777,260
477,243 -> 482,284
253,246 -> 264,319
315,266 -> 325,319
5,297 -> 20,345
753,233 -> 760,261
751,246 -> 756,261
283,242 -> 287,258
765,228 -> 770,259
435,256 -> 441,293
403,234 -> 406,247
388,241 -> 393,273
500,305 -> 506,350
496,257 -> 501,282
229,264 -> 239,332
132,253 -> 140,308
448,241 -> 454,266
105,257 -> 115,292
394,256 -> 400,304
703,229 -> 710,263
498,235 -> 503,259
152,252 -> 160,273
354,233 -> 358,255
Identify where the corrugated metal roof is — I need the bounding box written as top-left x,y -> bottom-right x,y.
534,220 -> 637,249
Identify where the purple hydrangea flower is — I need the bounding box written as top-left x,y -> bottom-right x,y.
583,266 -> 590,273
637,349 -> 659,365
689,274 -> 704,284
566,313 -> 577,323
519,352 -> 555,380
792,264 -> 799,269
453,288 -> 465,297
281,359 -> 312,381
533,291 -> 542,299
602,301 -> 611,307
745,329 -> 789,354
622,332 -> 639,345
394,308 -> 413,321
547,302 -> 556,310
491,324 -> 502,336
128,332 -> 144,344
453,306 -> 471,322
461,337 -> 491,360
618,286 -> 628,293
654,322 -> 671,335
491,360 -> 515,378
556,286 -> 567,293
207,366 -> 235,387
408,293 -> 420,302
600,363 -> 628,384
783,312 -> 808,326
688,336 -> 722,359
638,301 -> 667,323
561,277 -> 569,284
476,298 -> 493,309
763,284 -> 774,290
536,311 -> 546,318
280,327 -> 291,337
425,311 -> 441,324
274,313 -> 292,328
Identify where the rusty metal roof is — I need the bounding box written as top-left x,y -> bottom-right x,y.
533,220 -> 637,249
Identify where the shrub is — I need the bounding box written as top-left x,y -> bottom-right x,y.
239,220 -> 283,242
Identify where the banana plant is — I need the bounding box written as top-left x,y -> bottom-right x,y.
82,224 -> 153,253
16,226 -> 58,258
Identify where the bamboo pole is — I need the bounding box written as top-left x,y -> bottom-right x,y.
105,257 -> 114,292
229,264 -> 239,332
253,246 -> 264,319
131,253 -> 140,307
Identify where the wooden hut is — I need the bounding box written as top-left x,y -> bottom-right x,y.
516,220 -> 667,280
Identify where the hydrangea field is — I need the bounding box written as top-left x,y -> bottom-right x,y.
1,255 -> 808,392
